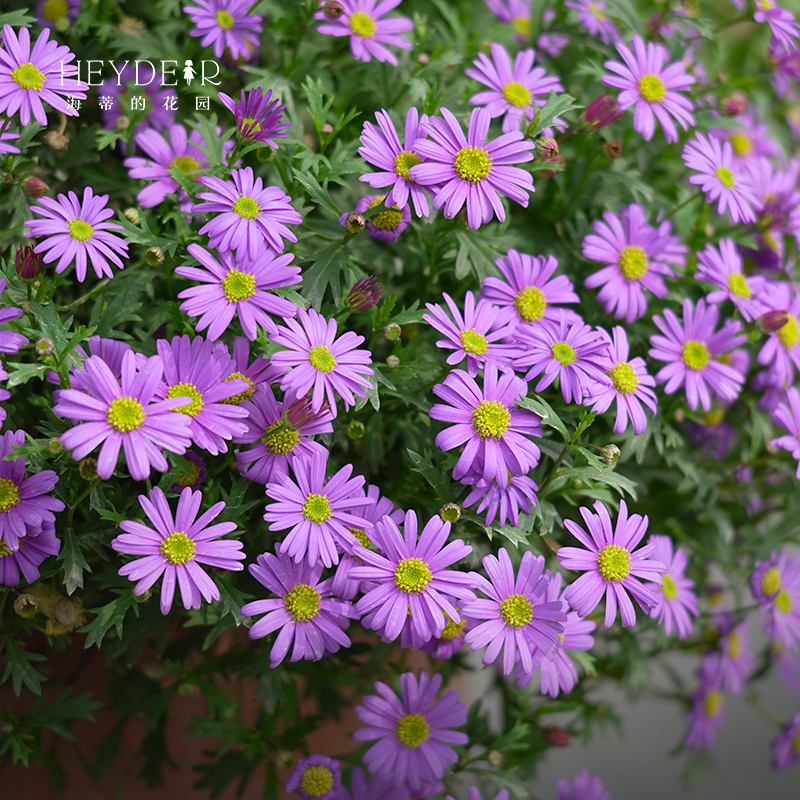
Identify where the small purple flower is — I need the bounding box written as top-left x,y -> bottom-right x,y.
647,535 -> 698,639
513,313 -> 612,405
25,187 -> 129,283
430,363 -> 542,488
241,548 -> 355,667
715,618 -> 754,695
710,109 -> 781,164
340,194 -> 411,242
264,450 -> 373,568
0,24 -> 87,127
566,1 -> 620,45
588,327 -> 657,435
771,705 -> 800,770
770,388 -> 800,477
558,500 -> 667,628
36,0 -> 81,31
352,509 -> 475,643
751,549 -> 800,651
219,86 -> 289,147
194,167 -> 302,258
463,549 -> 566,675
270,307 -> 374,416
183,0 -> 262,60
684,659 -> 726,751
359,108 -> 432,216
0,521 -> 60,586
466,42 -> 563,134
480,250 -> 580,328
96,64 -> 176,134
486,0 -> 533,40
461,469 -> 538,528
113,486 -> 245,614
285,755 -> 341,800
0,430 -> 65,552
582,204 -> 675,324
353,671 -> 468,792
409,107 -> 535,230
315,0 -> 413,67
177,243 -> 301,340
224,336 -> 282,399
746,156 -> 800,244
169,450 -> 207,493
54,352 -> 194,481
755,0 -> 800,50
649,298 -> 747,412
0,277 -> 28,355
556,770 -> 611,800
582,93 -> 624,129
682,133 -> 757,224
602,35 -> 695,143
757,282 -> 800,389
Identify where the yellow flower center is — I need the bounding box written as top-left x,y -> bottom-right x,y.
608,362 -> 639,395
776,589 -> 792,614
460,329 -> 489,355
727,273 -> 751,298
308,345 -> 337,373
106,396 -> 146,432
302,493 -> 333,524
349,528 -> 372,549
512,16 -> 531,37
222,269 -> 256,302
167,382 -> 204,417
368,196 -> 403,230
637,74 -> 667,103
661,574 -> 677,600
703,690 -> 723,717
703,409 -> 725,426
175,460 -> 202,487
298,765 -> 334,797
263,420 -> 300,455
0,479 -> 21,513
232,195 -> 260,219
394,557 -> 433,593
597,543 -> 631,582
777,314 -> 800,350
761,566 -> 781,596
160,531 -> 196,565
589,2 -> 606,20
502,81 -> 532,108
395,713 -> 430,748
618,245 -> 649,281
68,220 -> 94,243
499,593 -> 533,628
350,10 -> 377,38
241,117 -> 262,135
472,400 -> 510,439
681,340 -> 711,371
216,10 -> 235,29
170,155 -> 200,174
728,631 -> 741,659
729,132 -> 752,158
0,535 -> 12,558
514,286 -> 547,322
551,341 -> 576,366
11,63 -> 46,92
220,372 -> 256,405
43,0 -> 69,22
454,146 -> 492,183
284,583 -> 322,622
440,613 -> 466,640
715,166 -> 735,189
394,150 -> 423,181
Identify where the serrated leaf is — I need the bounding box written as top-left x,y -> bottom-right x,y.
300,242 -> 344,308
58,528 -> 93,595
517,395 -> 569,441
292,169 -> 339,217
454,229 -> 499,281
1,635 -> 47,696
553,465 -> 638,500
525,91 -> 581,138
493,511 -> 535,547
6,362 -> 49,388
81,592 -> 138,648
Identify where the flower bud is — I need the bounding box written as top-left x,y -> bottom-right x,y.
14,594 -> 38,618
583,93 -> 623,129
55,17 -> 71,34
285,395 -> 331,428
276,749 -> 294,769
539,155 -> 565,179
674,408 -> 685,422
23,176 -> 49,198
47,437 -> 65,455
383,322 -> 401,341
345,211 -> 366,234
321,123 -> 334,135
601,444 -> 620,466
603,140 -> 623,159
15,245 -> 42,281
145,246 -> 164,267
543,726 -> 571,748
439,503 -> 461,524
323,0 -> 345,19
124,207 -> 140,225
386,354 -> 400,369
257,145 -> 277,163
487,750 -> 503,767
417,52 -> 430,65
348,276 -> 384,312
177,681 -> 196,696
115,115 -> 130,131
536,136 -> 558,160
35,337 -> 55,358
134,588 -> 152,603
79,458 -> 98,481
43,130 -> 69,151
760,309 -> 790,334
721,90 -> 747,117
347,420 -> 365,440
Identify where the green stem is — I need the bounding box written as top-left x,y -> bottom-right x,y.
539,426 -> 581,496
57,278 -> 111,311
663,190 -> 704,220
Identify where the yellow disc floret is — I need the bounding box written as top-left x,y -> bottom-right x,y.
617,245 -> 649,281
107,396 -> 146,432
661,574 -> 677,601
302,493 -> 333,524
597,543 -> 631,582
394,557 -> 433,593
460,329 -> 489,355
776,590 -> 792,614
368,196 -> 403,231
350,11 -> 377,38
681,340 -> 711,371
12,63 -> 46,92
309,345 -> 337,373
729,133 -> 752,158
68,220 -> 94,242
454,146 -> 492,183
167,382 -> 204,417
727,273 -> 751,298
221,372 -> 256,405
608,362 -> 639,395
637,74 -> 667,103
395,713 -> 430,748
551,341 -> 577,366
0,479 -> 21,513
472,400 -> 510,439
0,535 -> 12,558
514,286 -> 547,322
171,155 -> 200,174
394,150 -> 423,181
160,531 -> 196,565
715,166 -> 735,189
502,81 -> 532,108
760,566 -> 781,597
777,314 -> 800,350
222,270 -> 256,302
499,593 -> 533,628
43,0 -> 69,23
704,689 -> 723,717
284,584 -> 322,622
216,10 -> 235,29
263,421 -> 301,455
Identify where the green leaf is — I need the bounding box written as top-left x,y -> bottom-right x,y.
492,511 -> 535,547
406,449 -> 447,502
1,635 -> 47,696
190,113 -> 227,167
58,528 -> 93,595
552,464 -> 638,500
574,410 -> 598,439
292,169 -> 339,217
454,229 -> 499,281
81,592 -> 138,649
215,576 -> 250,628
96,128 -> 126,152
569,649 -> 597,677
0,10 -> 36,27
525,91 -> 581,138
517,395 -> 569,441
354,371 -> 380,412
300,242 -> 345,308
6,362 -> 50,388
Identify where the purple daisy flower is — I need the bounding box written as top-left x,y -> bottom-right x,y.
463,549 -> 566,675
241,548 -> 355,667
315,0 -> 413,67
219,86 -> 289,147
340,194 -> 412,242
588,327 -> 657,435
194,167 -> 302,258
270,307 -> 374,416
647,535 -> 698,639
556,770 -> 611,800
771,705 -> 800,770
233,386 -> 332,485
35,0 -> 81,32
339,767 -> 406,800
0,24 -> 87,127
419,610 -> 474,661
746,156 -> 800,245
771,639 -> 800,692
582,204 -> 675,324
359,108 -> 431,216
513,313 -> 612,405
430,363 -> 542,488
682,133 -> 757,224
649,298 -> 746,412
352,509 -> 475,643
566,1 -> 620,45
558,499 -> 667,628
155,335 -> 250,456
353,671 -> 468,792
486,0 -> 533,39
696,239 -> 768,322
480,250 -> 580,329
183,0 -> 262,60
177,243 -> 300,341
751,549 -> 800,651
169,450 -> 207,493
424,291 -> 518,377
465,43 -> 564,134
602,35 -> 695,143
755,0 -> 800,49
771,387 -> 800,477
0,430 -> 65,552
54,352 -> 193,481
264,450 -> 373,568
48,336 -> 142,391
757,282 -> 800,389
25,187 -> 129,283
684,659 -> 726,751
223,336 -> 282,400
112,486 -> 245,615
96,64 -> 177,134
0,521 -> 60,587
0,277 -> 28,355
710,109 -> 781,165
0,128 -> 20,155
713,618 -> 754,695
460,469 -> 538,528
409,107 -> 535,230
285,755 -> 341,800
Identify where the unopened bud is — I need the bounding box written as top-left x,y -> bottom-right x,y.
760,309 -> 790,334
15,245 -> 42,281
383,322 -> 401,341
439,503 -> 461,524
539,155 -> 565,179
124,207 -> 140,225
257,145 -> 276,163
536,136 -> 558,160
276,749 -> 293,769
348,275 -> 384,312
47,437 -> 65,455
115,115 -> 130,131
177,681 -> 196,696
583,93 -> 623,129
134,588 -> 152,603
323,0 -> 345,19
78,458 -> 98,481
345,211 -> 366,234
23,176 -> 49,198
543,726 -> 571,748
35,337 -> 55,357
14,594 -> 38,618
321,123 -> 334,135
43,130 -> 69,151
386,354 -> 400,369
487,750 -> 503,767
145,247 -> 164,267
55,17 -> 71,33
417,52 -> 430,65
674,408 -> 685,422
601,444 -> 620,466
347,420 -> 365,440
722,90 -> 747,117
603,140 -> 623,159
